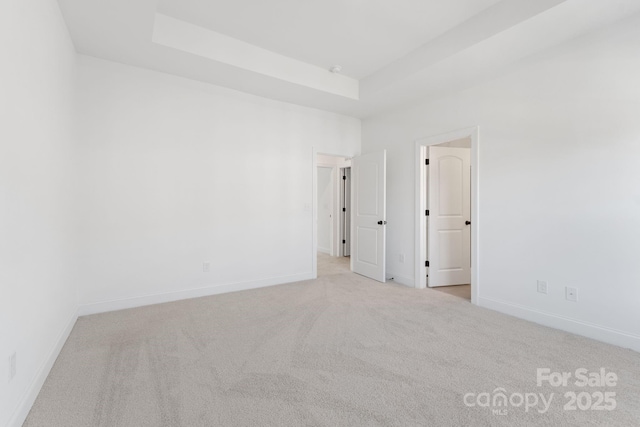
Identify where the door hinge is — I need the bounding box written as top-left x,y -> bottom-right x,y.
342,240 -> 346,244
342,207 -> 346,212
425,159 -> 429,165
425,261 -> 429,267
343,175 -> 346,180
425,210 -> 429,216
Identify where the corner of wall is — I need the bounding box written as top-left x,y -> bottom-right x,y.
386,272 -> 415,288
7,308 -> 78,427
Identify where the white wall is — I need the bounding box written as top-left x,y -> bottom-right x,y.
0,1 -> 78,425
75,56 -> 361,313
317,167 -> 333,253
363,13 -> 640,351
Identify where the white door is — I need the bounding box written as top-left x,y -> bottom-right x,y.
352,150 -> 386,282
428,146 -> 471,287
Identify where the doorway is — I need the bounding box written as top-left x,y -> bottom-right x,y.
315,153 -> 352,277
415,127 -> 479,304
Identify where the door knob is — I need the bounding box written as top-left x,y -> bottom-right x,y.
465,221 -> 471,225
377,220 -> 387,225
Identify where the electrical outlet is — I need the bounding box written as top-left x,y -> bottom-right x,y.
537,280 -> 548,294
203,262 -> 211,273
566,287 -> 578,302
9,352 -> 16,382
399,254 -> 405,263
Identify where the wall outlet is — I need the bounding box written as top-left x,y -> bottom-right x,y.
566,287 -> 578,302
537,280 -> 548,294
9,352 -> 16,382
399,254 -> 405,263
203,262 -> 211,273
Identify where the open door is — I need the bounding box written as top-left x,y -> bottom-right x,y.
340,167 -> 351,257
352,150 -> 386,282
428,146 -> 471,287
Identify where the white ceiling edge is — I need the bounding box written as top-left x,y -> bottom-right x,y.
361,0 -> 566,95
152,13 -> 359,100
357,0 -> 640,118
155,0 -> 505,79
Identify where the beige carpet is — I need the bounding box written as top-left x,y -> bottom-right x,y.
25,254 -> 640,426
433,284 -> 471,301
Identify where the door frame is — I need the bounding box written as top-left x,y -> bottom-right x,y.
339,167 -> 351,257
312,148 -> 353,279
414,127 -> 480,304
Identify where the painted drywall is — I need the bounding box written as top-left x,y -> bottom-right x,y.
317,167 -> 333,253
75,56 -> 361,312
363,13 -> 640,350
0,0 -> 78,425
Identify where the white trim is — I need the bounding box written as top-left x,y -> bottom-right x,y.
8,308 -> 78,427
387,272 -> 414,288
78,272 -> 313,316
414,126 -> 480,305
479,297 -> 640,352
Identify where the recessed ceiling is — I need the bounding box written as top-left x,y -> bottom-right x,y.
156,0 -> 503,79
56,0 -> 640,118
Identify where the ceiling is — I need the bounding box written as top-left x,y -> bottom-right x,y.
57,0 -> 640,118
156,0 -> 503,80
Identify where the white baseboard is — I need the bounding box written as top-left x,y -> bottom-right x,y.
317,247 -> 330,255
78,272 -> 314,316
387,272 -> 414,288
479,297 -> 640,352
8,308 -> 78,427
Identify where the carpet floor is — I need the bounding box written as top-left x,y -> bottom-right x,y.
24,254 -> 640,426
